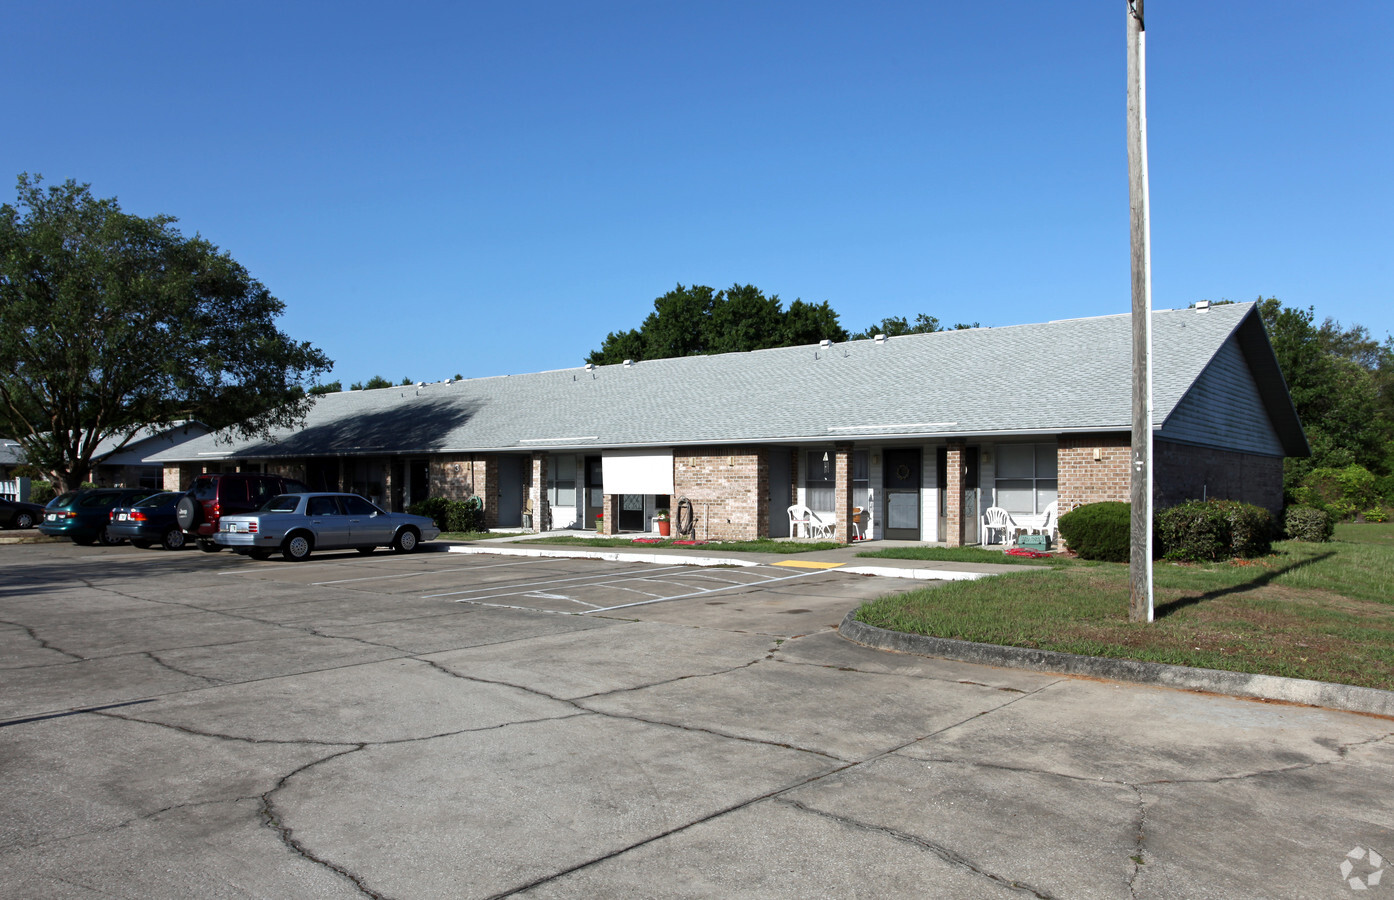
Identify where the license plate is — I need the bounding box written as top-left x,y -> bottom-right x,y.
223,522 -> 244,533
46,513 -> 58,521
117,513 -> 128,521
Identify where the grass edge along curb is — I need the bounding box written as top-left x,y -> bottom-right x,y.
839,612 -> 1394,718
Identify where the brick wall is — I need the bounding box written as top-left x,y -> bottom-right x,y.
1057,433 -> 1132,513
1057,434 -> 1284,517
672,446 -> 767,541
430,455 -> 500,527
1155,441 -> 1284,516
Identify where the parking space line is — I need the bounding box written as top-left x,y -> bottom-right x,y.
312,557 -> 550,586
584,569 -> 824,612
424,565 -> 695,599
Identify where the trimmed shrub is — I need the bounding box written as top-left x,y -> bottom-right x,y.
408,495 -> 486,533
1057,501 -> 1131,562
28,482 -> 55,504
1363,508 -> 1389,523
1155,499 -> 1274,562
1284,505 -> 1333,543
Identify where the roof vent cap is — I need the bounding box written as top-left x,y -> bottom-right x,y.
584,363 -> 595,371
623,359 -> 633,368
819,339 -> 833,349
874,333 -> 888,344
1195,300 -> 1211,312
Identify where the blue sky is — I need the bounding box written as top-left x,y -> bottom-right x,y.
6,1 -> 1390,386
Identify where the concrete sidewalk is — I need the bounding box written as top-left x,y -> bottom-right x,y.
445,531 -> 1038,582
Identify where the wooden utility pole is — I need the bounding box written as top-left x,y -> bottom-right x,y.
1126,0 -> 1155,622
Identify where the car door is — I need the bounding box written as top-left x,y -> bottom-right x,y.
305,495 -> 350,549
341,495 -> 394,547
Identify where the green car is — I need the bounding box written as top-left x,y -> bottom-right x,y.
39,488 -> 157,545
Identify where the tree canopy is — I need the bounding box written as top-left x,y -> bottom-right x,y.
0,175 -> 331,490
586,284 -> 848,365
848,313 -> 979,340
1255,297 -> 1394,489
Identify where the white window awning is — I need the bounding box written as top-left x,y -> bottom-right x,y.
601,450 -> 674,494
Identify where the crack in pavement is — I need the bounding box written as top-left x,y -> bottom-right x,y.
258,745 -> 394,900
417,655 -> 851,762
142,650 -> 225,684
1126,783 -> 1147,899
777,797 -> 1060,898
0,617 -> 88,661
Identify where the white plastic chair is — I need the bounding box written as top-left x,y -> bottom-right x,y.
982,506 -> 1019,546
788,504 -> 834,539
1038,500 -> 1059,544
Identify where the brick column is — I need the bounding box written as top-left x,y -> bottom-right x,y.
529,452 -> 550,533
945,442 -> 965,547
834,443 -> 854,543
600,493 -> 621,535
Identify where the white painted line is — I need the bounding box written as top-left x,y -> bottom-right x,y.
445,544 -> 761,569
311,557 -> 549,586
584,570 -> 823,613
429,565 -> 696,600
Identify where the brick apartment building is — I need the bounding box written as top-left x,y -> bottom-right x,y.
148,302 -> 1307,546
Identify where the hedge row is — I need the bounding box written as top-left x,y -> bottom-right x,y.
1058,499 -> 1332,562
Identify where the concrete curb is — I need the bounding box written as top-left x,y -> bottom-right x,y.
840,612 -> 1394,718
838,565 -> 994,582
444,544 -> 762,569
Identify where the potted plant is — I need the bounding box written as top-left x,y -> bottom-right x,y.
655,508 -> 670,537
594,512 -> 604,532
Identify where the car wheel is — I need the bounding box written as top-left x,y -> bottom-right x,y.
356,546 -> 376,556
98,526 -> 124,546
248,549 -> 272,561
392,528 -> 419,554
131,540 -> 154,549
72,535 -> 96,546
15,511 -> 34,529
282,533 -> 312,562
162,527 -> 186,551
197,539 -> 222,553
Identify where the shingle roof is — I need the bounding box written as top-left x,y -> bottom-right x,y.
150,302 -> 1306,461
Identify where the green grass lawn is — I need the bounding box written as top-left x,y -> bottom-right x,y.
437,531 -> 526,541
517,535 -> 845,553
853,522 -> 1394,691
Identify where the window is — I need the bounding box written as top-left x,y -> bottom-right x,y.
993,443 -> 1058,515
804,450 -> 835,512
852,450 -> 869,511
341,495 -> 380,515
549,455 -> 576,510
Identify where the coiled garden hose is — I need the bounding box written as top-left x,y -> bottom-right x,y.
675,497 -> 695,538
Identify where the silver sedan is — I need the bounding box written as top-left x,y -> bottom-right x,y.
214,492 -> 442,561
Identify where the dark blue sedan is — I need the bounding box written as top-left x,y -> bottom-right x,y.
107,491 -> 187,550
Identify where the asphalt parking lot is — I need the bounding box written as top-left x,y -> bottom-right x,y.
3,540 -> 1392,899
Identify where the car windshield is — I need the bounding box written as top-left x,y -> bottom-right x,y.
192,478 -> 217,501
135,492 -> 180,508
261,495 -> 302,513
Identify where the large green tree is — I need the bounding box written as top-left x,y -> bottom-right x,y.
0,175 -> 331,490
586,284 -> 849,365
1255,297 -> 1393,489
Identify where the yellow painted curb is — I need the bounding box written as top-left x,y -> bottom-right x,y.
772,560 -> 844,570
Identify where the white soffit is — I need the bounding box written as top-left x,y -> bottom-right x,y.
602,450 -> 675,494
